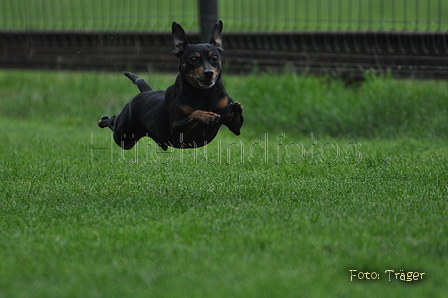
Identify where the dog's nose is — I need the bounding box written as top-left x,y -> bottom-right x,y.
204,68 -> 214,78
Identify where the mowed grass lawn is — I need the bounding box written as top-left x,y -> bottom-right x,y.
0,70 -> 447,297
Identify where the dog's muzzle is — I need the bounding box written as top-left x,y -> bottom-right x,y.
197,78 -> 216,88
197,69 -> 216,88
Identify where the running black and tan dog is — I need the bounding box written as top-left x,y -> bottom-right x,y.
98,21 -> 243,151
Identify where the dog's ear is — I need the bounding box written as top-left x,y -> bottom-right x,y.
172,22 -> 189,57
209,20 -> 224,53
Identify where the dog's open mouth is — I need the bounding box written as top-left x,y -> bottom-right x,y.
196,77 -> 215,89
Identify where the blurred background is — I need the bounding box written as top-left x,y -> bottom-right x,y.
1,0 -> 447,79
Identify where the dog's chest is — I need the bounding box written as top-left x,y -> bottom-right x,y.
194,95 -> 229,112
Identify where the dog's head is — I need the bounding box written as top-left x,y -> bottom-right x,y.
172,21 -> 224,89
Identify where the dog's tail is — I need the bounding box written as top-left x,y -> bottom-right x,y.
124,72 -> 153,93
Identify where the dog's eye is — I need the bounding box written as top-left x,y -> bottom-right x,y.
188,56 -> 198,64
210,55 -> 219,63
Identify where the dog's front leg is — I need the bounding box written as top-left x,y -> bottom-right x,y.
171,110 -> 221,139
224,102 -> 244,135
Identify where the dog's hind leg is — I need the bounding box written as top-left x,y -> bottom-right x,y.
98,115 -> 116,130
124,72 -> 153,93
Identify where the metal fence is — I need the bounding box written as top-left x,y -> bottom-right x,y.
1,0 -> 447,79
1,0 -> 447,32
0,0 -> 198,32
221,0 -> 448,32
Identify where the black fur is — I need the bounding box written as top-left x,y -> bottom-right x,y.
98,21 -> 243,151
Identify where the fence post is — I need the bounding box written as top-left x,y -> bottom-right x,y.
198,0 -> 218,42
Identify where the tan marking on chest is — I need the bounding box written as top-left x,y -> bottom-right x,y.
181,105 -> 194,114
216,97 -> 229,109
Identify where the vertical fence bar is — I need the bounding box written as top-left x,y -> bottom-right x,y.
198,0 -> 218,42
358,0 -> 362,30
380,0 -> 384,30
347,0 -> 352,31
415,0 -> 419,31
316,0 -> 321,30
328,0 -> 332,31
403,0 -> 407,31
338,0 -> 342,30
304,0 -> 309,30
391,0 -> 395,30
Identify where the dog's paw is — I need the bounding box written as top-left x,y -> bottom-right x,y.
98,115 -> 110,128
230,102 -> 243,114
204,112 -> 221,125
98,115 -> 116,129
191,110 -> 221,125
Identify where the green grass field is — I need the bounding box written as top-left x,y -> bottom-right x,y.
1,0 -> 447,32
0,70 -> 447,297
